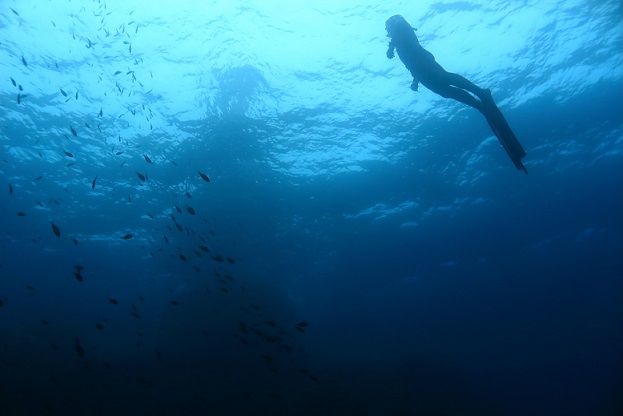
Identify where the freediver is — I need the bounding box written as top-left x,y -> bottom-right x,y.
385,14 -> 528,173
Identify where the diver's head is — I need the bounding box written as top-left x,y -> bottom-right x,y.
385,15 -> 416,39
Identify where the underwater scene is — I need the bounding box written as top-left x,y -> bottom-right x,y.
1,1 -> 622,415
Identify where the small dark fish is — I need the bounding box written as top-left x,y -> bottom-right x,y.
96,323 -> 104,330
143,154 -> 152,164
108,297 -> 118,305
11,8 -> 19,16
10,77 -> 16,86
185,191 -> 192,199
115,151 -> 123,155
16,212 -> 25,216
174,222 -> 182,232
70,126 -> 77,137
71,238 -> 78,246
139,378 -> 154,388
60,88 -> 67,97
17,93 -> 21,104
9,184 -> 13,195
21,56 -> 27,67
174,204 -> 182,214
136,172 -> 146,181
51,221 -> 61,237
74,339 -> 84,357
121,234 -> 133,239
114,70 -> 122,75
18,84 -> 23,91
198,245 -> 210,252
212,255 -> 224,263
131,312 -> 140,319
198,170 -> 210,182
296,321 -> 309,327
179,254 -> 187,262
66,162 -> 75,167
170,300 -> 180,306
75,91 -> 78,100
163,235 -> 169,243
63,150 -> 74,158
92,176 -> 97,189
98,108 -> 103,117
0,299 -> 4,307
147,213 -> 154,219
226,257 -> 236,264
171,160 -> 178,166
184,205 -> 195,215
34,175 -> 43,181
267,392 -> 282,401
73,272 -> 83,282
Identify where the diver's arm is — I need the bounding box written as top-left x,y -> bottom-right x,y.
410,78 -> 419,91
386,40 -> 395,59
409,69 -> 419,91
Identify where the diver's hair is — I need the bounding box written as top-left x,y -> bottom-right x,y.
386,15 -> 416,30
386,15 -> 417,38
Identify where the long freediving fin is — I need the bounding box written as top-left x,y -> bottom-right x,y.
482,92 -> 528,174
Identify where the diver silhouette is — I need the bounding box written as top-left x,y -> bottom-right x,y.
385,14 -> 527,173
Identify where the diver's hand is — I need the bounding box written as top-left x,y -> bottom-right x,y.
386,48 -> 394,59
410,80 -> 419,91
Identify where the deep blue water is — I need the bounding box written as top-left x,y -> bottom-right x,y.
1,1 -> 622,415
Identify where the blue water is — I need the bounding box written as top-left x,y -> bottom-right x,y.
1,1 -> 622,415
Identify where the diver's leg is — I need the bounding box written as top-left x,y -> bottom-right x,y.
445,72 -> 489,100
421,70 -> 489,114
430,83 -> 486,113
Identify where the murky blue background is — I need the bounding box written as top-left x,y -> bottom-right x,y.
1,1 -> 622,414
